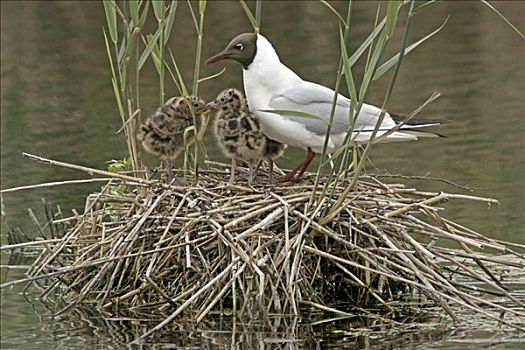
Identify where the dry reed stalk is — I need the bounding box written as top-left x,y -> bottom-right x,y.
1,159 -> 524,343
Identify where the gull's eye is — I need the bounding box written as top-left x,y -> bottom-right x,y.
235,43 -> 244,51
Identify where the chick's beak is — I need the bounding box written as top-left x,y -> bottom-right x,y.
196,101 -> 217,113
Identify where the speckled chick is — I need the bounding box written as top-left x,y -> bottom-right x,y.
138,96 -> 206,181
207,88 -> 285,184
259,138 -> 287,183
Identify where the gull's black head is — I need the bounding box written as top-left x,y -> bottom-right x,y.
205,33 -> 257,69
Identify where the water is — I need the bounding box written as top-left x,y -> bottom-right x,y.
1,1 -> 524,348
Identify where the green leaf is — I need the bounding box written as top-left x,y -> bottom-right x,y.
169,48 -> 189,96
255,0 -> 262,28
117,34 -> 127,62
321,143 -> 350,166
239,0 -> 259,33
260,109 -> 325,122
103,29 -> 117,80
120,27 -> 141,65
148,35 -> 162,75
107,158 -> 132,173
373,16 -> 448,81
120,62 -> 127,88
152,0 -> 165,22
385,0 -> 402,38
103,29 -> 125,122
186,0 -> 199,33
129,0 -> 140,26
339,25 -> 359,133
199,0 -> 206,15
111,78 -> 125,118
164,1 -> 178,44
358,34 -> 387,101
339,25 -> 357,103
412,0 -> 441,14
103,0 -> 118,43
481,0 -> 525,40
320,0 -> 346,26
139,0 -> 151,28
138,27 -> 162,70
183,125 -> 197,150
347,17 -> 386,67
198,67 -> 226,84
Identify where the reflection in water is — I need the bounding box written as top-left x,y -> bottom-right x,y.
0,295 -> 478,350
1,1 -> 524,349
4,295 -> 525,350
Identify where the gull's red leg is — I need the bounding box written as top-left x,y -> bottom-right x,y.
277,148 -> 315,183
293,147 -> 315,181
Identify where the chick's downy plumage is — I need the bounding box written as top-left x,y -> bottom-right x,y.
139,95 -> 206,180
208,88 -> 285,184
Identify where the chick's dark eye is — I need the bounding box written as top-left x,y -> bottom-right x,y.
235,43 -> 244,51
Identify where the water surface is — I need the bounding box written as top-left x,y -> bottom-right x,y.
1,1 -> 524,349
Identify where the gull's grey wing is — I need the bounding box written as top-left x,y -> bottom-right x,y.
267,81 -> 395,136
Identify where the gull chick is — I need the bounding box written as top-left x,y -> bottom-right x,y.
260,138 -> 287,182
206,88 -> 285,184
138,96 -> 206,181
206,33 -> 444,182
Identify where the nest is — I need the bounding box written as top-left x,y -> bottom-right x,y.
3,157 -> 525,342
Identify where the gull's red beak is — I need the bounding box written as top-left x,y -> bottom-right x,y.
205,50 -> 229,65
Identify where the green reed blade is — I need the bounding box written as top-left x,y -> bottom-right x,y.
164,61 -> 183,96
373,16 -> 448,81
239,0 -> 259,33
164,1 -> 178,45
103,0 -> 118,43
138,27 -> 162,70
187,0 -> 199,33
347,17 -> 386,67
320,0 -> 346,26
129,0 -> 140,26
121,27 -> 141,65
385,0 -> 402,38
169,49 -> 189,96
412,0 -> 441,14
152,0 -> 165,22
139,0 -> 150,28
198,67 -> 226,84
147,35 -> 162,75
481,0 -> 525,39
339,25 -> 357,103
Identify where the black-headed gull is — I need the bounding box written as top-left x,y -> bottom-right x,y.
206,33 -> 443,182
138,96 -> 206,181
205,88 -> 286,184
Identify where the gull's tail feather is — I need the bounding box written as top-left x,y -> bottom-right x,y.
400,128 -> 447,138
391,113 -> 448,128
390,113 -> 448,138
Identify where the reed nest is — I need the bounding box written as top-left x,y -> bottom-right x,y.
3,156 -> 525,341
